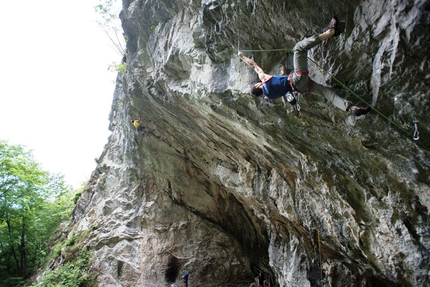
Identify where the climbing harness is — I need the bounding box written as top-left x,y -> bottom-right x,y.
285,73 -> 302,112
413,117 -> 420,141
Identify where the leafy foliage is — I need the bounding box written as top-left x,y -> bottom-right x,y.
33,249 -> 96,287
0,141 -> 75,286
94,0 -> 126,59
108,61 -> 127,75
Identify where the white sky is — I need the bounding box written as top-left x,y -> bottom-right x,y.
0,0 -> 121,188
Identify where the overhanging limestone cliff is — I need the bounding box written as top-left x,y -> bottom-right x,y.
68,0 -> 429,286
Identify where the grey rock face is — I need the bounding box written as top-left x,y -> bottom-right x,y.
69,0 -> 429,286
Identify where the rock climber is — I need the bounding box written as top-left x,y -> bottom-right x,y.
182,271 -> 189,287
131,117 -> 146,136
238,17 -> 371,118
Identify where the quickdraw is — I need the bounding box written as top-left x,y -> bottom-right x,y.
413,118 -> 420,141
285,92 -> 300,111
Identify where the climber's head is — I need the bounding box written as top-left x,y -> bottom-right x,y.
250,82 -> 263,97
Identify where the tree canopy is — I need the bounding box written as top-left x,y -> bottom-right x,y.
0,141 -> 74,286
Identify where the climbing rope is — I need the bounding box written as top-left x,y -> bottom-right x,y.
232,0 -> 425,148
237,47 -> 428,152
240,48 -> 293,53
306,57 -> 400,126
307,56 -> 428,151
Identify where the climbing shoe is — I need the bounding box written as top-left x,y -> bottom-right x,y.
348,106 -> 371,118
325,16 -> 345,37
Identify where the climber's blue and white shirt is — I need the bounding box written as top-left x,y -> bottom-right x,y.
262,76 -> 293,99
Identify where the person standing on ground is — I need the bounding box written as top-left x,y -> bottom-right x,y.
258,271 -> 265,287
238,17 -> 371,118
182,271 -> 189,287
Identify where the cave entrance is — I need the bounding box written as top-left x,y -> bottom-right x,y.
165,255 -> 181,284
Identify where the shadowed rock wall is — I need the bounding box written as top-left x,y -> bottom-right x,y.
68,0 -> 429,286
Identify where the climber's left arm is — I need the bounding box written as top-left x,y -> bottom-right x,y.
238,51 -> 271,82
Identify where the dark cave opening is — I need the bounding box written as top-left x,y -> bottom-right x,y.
165,255 -> 180,283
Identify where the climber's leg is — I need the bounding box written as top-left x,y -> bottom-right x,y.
293,35 -> 322,73
292,17 -> 349,110
310,82 -> 351,111
292,31 -> 334,92
293,17 -> 339,73
291,36 -> 320,92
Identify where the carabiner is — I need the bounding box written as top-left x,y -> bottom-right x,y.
413,117 -> 420,141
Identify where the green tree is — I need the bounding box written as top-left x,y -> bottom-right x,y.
94,0 -> 126,58
0,141 -> 73,286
